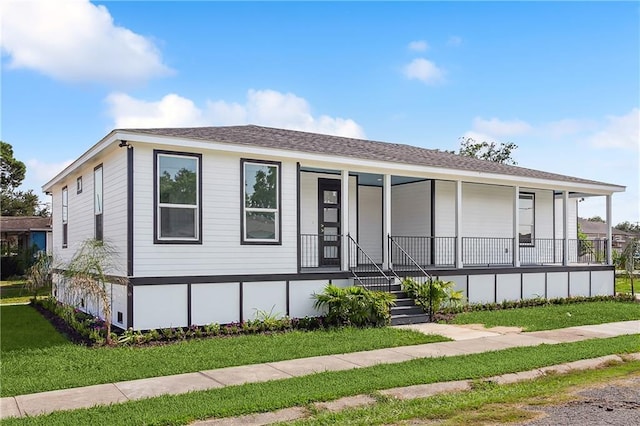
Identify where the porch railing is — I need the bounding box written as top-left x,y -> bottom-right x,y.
300,234 -> 319,268
568,239 -> 607,265
519,238 -> 564,265
347,235 -> 393,293
462,237 -> 514,266
389,236 -> 456,268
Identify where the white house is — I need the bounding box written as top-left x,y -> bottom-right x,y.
43,125 -> 625,329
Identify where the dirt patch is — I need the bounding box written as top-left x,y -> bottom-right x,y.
517,376 -> 640,425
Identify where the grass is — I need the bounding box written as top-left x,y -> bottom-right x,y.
616,276 -> 638,294
3,335 -> 638,425
0,305 -> 71,352
0,304 -> 445,397
285,359 -> 640,425
0,279 -> 50,305
452,300 -> 640,331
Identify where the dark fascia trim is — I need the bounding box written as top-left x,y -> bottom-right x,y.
127,264 -> 613,286
130,271 -> 353,286
296,162 -> 302,273
153,149 -> 203,245
127,282 -> 134,329
240,158 -> 283,246
127,147 -> 134,276
391,178 -> 430,187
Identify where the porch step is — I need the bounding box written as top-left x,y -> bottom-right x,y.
391,305 -> 425,317
391,313 -> 430,326
394,297 -> 415,307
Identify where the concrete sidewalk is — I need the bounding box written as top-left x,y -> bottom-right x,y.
1,320 -> 638,419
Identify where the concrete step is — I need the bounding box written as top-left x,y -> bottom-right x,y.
390,313 -> 430,326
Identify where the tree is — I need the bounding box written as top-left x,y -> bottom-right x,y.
63,239 -> 127,345
615,221 -> 640,234
587,216 -> 605,223
450,137 -> 518,165
0,141 -> 48,217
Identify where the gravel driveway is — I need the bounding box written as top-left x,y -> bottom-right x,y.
519,376 -> 640,425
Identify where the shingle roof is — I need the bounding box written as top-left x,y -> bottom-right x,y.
122,125 -> 620,188
0,216 -> 51,232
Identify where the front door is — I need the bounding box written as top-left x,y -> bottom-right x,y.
318,179 -> 341,267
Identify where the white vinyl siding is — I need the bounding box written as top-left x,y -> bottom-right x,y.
391,181 -> 431,237
134,147 -> 297,276
50,148 -> 128,275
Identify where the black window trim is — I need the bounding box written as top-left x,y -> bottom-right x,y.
77,176 -> 83,194
153,149 -> 203,245
94,164 -> 104,241
62,186 -> 68,248
240,158 -> 282,245
519,191 -> 535,247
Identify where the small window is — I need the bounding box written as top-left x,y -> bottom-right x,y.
77,176 -> 83,194
62,186 -> 68,248
519,192 -> 535,245
154,151 -> 202,243
241,159 -> 281,244
94,165 -> 103,241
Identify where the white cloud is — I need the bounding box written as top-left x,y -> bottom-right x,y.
25,159 -> 73,187
588,108 -> 639,151
107,93 -> 206,128
0,0 -> 171,85
447,36 -> 463,47
407,40 -> 429,52
403,58 -> 445,85
471,117 -> 532,138
107,89 -> 366,139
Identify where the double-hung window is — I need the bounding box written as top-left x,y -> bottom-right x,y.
62,186 -> 68,248
519,192 -> 535,245
241,159 -> 281,244
154,151 -> 202,243
94,165 -> 103,241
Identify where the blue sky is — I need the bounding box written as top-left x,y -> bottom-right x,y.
2,1 -> 638,224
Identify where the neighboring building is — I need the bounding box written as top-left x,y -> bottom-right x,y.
42,125 -> 625,330
0,216 -> 52,255
578,218 -> 638,253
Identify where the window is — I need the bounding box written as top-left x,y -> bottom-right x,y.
154,151 -> 201,243
241,159 -> 281,244
77,176 -> 83,194
62,186 -> 68,248
519,192 -> 535,245
94,165 -> 103,241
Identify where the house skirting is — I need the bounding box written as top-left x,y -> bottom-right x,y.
52,265 -> 615,331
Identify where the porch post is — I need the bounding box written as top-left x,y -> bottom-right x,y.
562,191 -> 569,266
606,194 -> 613,265
383,174 -> 392,270
455,180 -> 463,269
513,185 -> 520,267
341,169 -> 350,271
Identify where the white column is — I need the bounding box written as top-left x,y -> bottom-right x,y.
455,180 -> 463,269
513,186 -> 520,267
606,194 -> 613,265
383,174 -> 392,270
341,169 -> 350,271
563,191 -> 569,266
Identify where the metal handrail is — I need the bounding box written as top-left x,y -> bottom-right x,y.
388,236 -> 432,281
389,235 -> 434,321
347,234 -> 393,291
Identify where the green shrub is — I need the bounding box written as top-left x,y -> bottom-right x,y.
313,284 -> 396,327
402,278 -> 464,314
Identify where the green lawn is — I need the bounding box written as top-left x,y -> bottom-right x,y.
452,301 -> 640,331
3,335 -> 638,425
287,359 -> 640,426
0,280 -> 50,305
616,276 -> 638,294
0,304 -> 446,397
